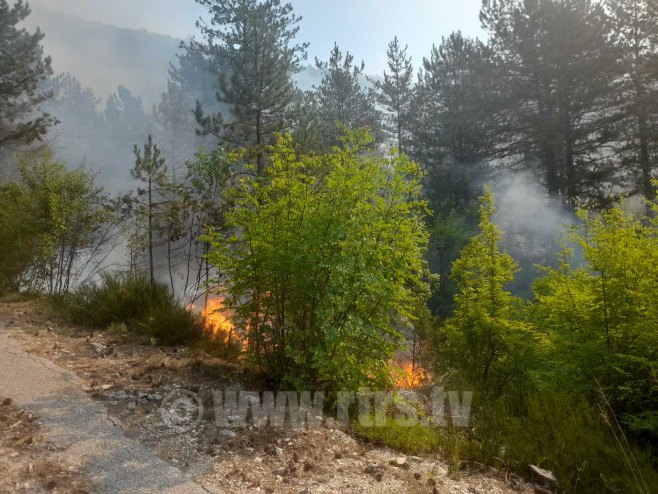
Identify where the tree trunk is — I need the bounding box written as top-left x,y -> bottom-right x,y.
148,177 -> 155,286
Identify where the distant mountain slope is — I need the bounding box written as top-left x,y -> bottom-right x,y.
24,6 -> 181,106
23,6 -> 372,110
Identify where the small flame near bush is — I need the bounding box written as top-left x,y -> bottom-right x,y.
392,360 -> 428,389
188,296 -> 238,345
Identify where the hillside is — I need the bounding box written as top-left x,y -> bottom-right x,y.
24,5 -> 181,107
24,6 -> 358,107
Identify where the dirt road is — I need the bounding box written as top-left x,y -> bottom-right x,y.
0,329 -> 216,494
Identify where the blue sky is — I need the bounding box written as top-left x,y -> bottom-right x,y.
31,0 -> 484,74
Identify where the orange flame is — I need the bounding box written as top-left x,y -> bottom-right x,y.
188,296 -> 238,344
202,297 -> 235,342
392,361 -> 427,389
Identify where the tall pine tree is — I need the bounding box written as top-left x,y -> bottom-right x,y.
313,44 -> 381,148
605,0 -> 658,211
371,37 -> 414,153
0,0 -> 55,149
481,0 -> 620,207
194,0 -> 307,175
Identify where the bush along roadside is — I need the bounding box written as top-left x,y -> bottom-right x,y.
51,272 -> 203,345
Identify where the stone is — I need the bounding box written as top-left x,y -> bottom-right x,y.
90,342 -> 112,357
390,457 -> 409,469
364,463 -> 384,481
529,464 -> 557,485
219,429 -> 237,438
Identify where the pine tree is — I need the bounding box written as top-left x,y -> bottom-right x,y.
481,0 -> 620,207
412,32 -> 498,214
605,0 -> 658,211
371,37 -> 414,153
130,136 -> 168,285
411,33 -> 499,316
170,39 -> 222,114
156,80 -> 198,182
0,0 -> 56,148
194,0 -> 307,175
104,86 -> 150,147
313,44 -> 381,148
42,73 -> 104,162
287,88 -> 322,154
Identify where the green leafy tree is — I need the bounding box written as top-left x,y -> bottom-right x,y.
0,0 -> 55,149
206,131 -> 432,390
194,0 -> 307,175
534,204 -> 658,443
439,187 -> 533,398
0,150 -> 114,294
371,37 -> 414,152
0,182 -> 40,292
313,44 -> 381,148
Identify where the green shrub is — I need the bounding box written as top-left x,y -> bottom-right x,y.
136,303 -> 203,346
54,272 -> 203,345
354,419 -> 442,455
472,392 -> 658,493
205,132 -> 432,390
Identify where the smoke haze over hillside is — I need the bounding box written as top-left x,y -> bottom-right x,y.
28,0 -> 484,75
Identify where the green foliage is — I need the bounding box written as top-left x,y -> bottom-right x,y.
371,36 -> 414,153
534,204 -> 658,443
438,187 -> 534,397
56,272 -> 202,345
314,44 -> 381,148
473,392 -> 658,493
0,150 -> 112,294
427,208 -> 479,316
195,0 -> 307,174
0,0 -> 55,148
206,131 -> 432,390
354,420 -> 442,455
0,182 -> 40,293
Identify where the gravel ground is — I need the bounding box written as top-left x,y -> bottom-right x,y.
0,300 -> 522,494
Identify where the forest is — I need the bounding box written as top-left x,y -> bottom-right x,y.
1,0 -> 658,492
